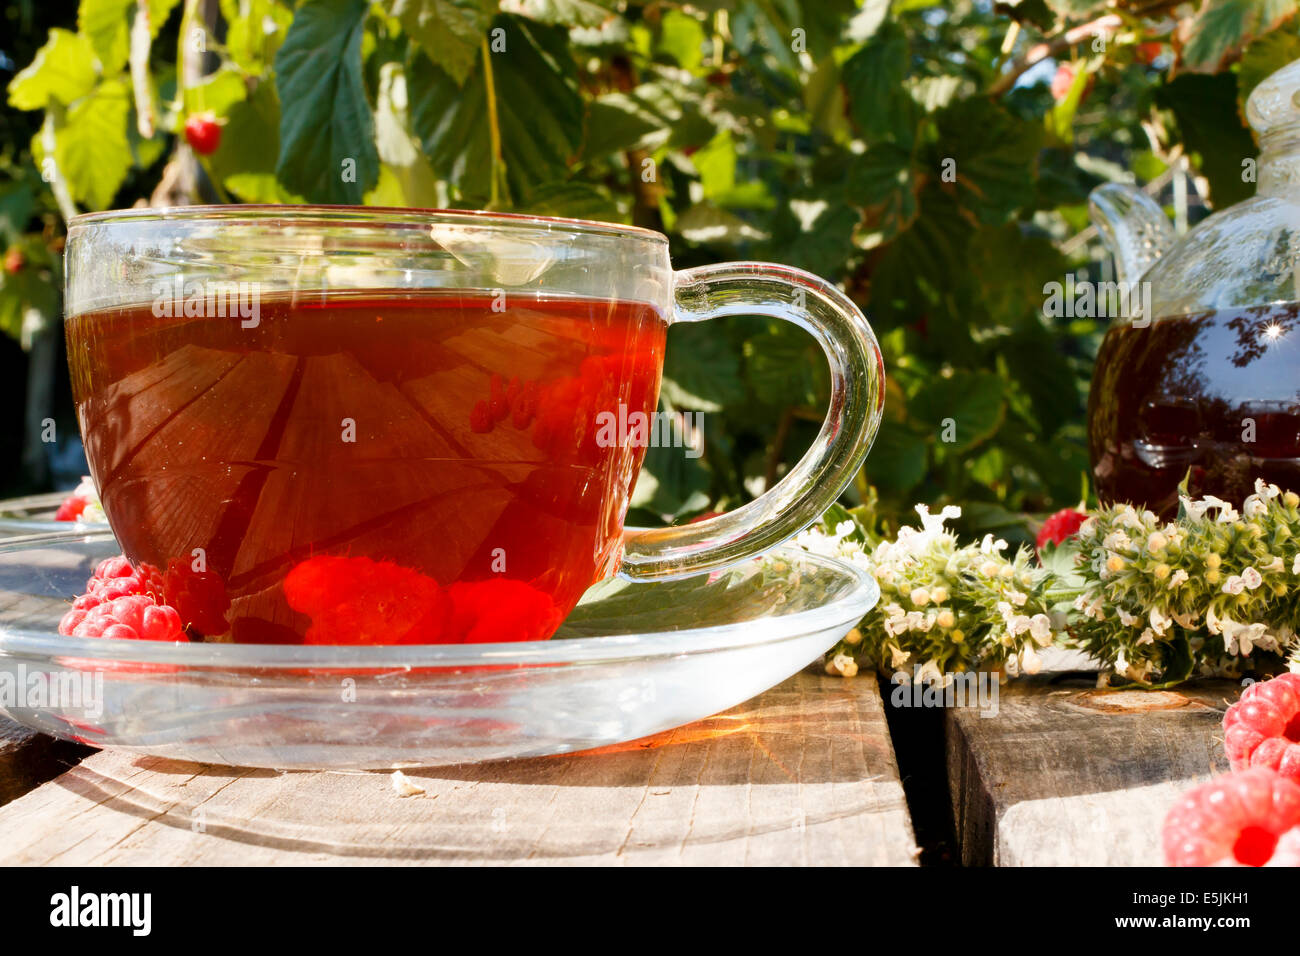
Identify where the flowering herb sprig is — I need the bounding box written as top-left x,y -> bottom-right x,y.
802,479 -> 1300,688
795,503 -> 1060,683
1062,479 -> 1298,687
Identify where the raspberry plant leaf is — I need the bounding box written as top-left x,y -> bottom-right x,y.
273,0 -> 378,204
43,79 -> 133,210
78,0 -> 133,75
407,15 -> 582,204
7,29 -> 98,110
1181,0 -> 1298,72
391,0 -> 497,86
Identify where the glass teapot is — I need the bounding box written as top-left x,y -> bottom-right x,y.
1087,57 -> 1300,517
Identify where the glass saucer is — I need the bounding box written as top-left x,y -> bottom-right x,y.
0,530 -> 877,769
0,492 -> 77,534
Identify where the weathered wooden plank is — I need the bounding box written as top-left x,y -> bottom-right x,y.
946,651 -> 1234,867
0,671 -> 917,866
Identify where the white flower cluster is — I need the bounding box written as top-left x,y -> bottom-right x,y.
797,504 -> 1057,681
66,476 -> 107,524
1067,479 -> 1299,686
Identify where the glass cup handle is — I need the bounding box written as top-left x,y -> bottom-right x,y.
620,262 -> 886,580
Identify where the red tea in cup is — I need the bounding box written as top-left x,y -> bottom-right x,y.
67,289 -> 665,644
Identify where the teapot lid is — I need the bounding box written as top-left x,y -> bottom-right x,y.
1090,56 -> 1300,322
1247,59 -> 1300,139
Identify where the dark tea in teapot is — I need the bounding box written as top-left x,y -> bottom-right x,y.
1088,303 -> 1300,517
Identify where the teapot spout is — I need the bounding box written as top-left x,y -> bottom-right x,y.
1087,183 -> 1175,285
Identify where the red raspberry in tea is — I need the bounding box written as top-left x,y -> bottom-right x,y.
489,373 -> 511,423
1162,767 -> 1300,866
469,399 -> 493,434
59,593 -> 187,642
283,555 -> 563,644
155,559 -> 230,638
447,579 -> 562,644
284,555 -> 452,645
1224,673 -> 1300,783
511,379 -> 539,429
183,112 -> 222,155
1035,508 -> 1087,553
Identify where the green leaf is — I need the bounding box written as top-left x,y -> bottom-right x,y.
149,0 -> 184,37
744,322 -> 822,406
273,0 -> 378,204
392,0 -> 497,86
863,419 -> 928,496
674,202 -> 767,244
7,29 -> 98,110
932,97 -> 1042,226
662,322 -> 746,412
1042,0 -> 1108,14
769,197 -> 859,276
507,0 -> 616,28
55,79 -> 133,210
1238,29 -> 1300,116
208,80 -> 303,201
909,369 -> 1006,453
221,0 -> 292,73
842,23 -> 914,143
79,0 -> 133,75
994,0 -> 1054,32
1156,73 -> 1257,208
515,181 -> 619,221
367,62 -> 439,207
868,186 -> 971,327
999,325 -> 1077,437
583,82 -> 695,157
408,15 -> 583,202
1182,0 -> 1297,73
631,440 -> 711,519
1044,59 -> 1090,143
847,141 -> 918,244
182,66 -> 247,118
658,8 -> 706,70
0,182 -> 35,244
692,127 -> 736,199
967,225 -> 1066,330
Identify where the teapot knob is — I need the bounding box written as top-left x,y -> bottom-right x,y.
1246,58 -> 1300,136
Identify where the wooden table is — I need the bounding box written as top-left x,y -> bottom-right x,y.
0,672 -> 917,866
0,649 -> 1235,866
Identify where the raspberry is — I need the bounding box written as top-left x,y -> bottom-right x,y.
469,399 -> 493,434
54,477 -> 99,521
54,494 -> 90,521
3,247 -> 24,275
283,555 -> 563,645
448,579 -> 562,644
84,555 -> 161,602
1224,673 -> 1300,783
1135,42 -> 1163,66
1163,767 -> 1300,866
284,555 -> 451,645
1036,508 -> 1087,553
155,559 -> 230,638
59,593 -> 187,642
183,112 -> 222,155
1050,62 -> 1093,103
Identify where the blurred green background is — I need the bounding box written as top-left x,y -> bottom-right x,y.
1,0 -> 1293,542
